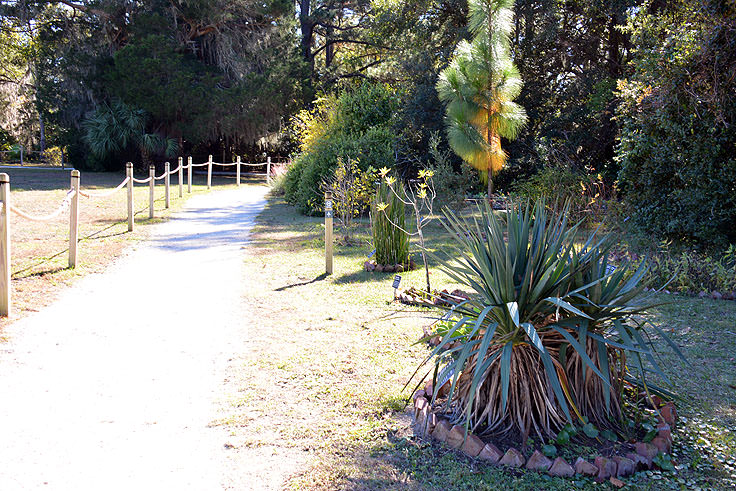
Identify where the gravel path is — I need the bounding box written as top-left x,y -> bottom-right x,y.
0,185 -> 269,490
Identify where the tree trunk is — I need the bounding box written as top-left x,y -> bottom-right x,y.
39,113 -> 46,155
299,0 -> 314,64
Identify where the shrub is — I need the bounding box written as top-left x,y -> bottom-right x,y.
44,146 -> 64,167
510,166 -> 613,224
615,2 -> 736,249
426,132 -> 477,206
412,199 -> 685,439
323,157 -> 377,244
285,82 -> 400,214
371,178 -> 409,267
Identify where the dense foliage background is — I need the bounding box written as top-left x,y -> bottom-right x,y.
1,0 -> 734,248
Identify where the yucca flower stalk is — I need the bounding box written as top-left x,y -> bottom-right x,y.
410,199 -> 686,440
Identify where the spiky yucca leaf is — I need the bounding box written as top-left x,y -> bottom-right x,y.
412,199 -> 686,440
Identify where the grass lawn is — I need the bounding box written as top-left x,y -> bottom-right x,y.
0,167 -> 258,331
224,194 -> 736,490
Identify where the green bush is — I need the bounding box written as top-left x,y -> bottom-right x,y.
615,2 -> 736,249
510,166 -> 612,224
371,179 -> 409,267
612,246 -> 736,295
426,132 -> 477,206
285,83 -> 399,215
44,146 -> 64,167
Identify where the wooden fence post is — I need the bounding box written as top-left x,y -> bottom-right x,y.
149,165 -> 155,219
267,156 -> 271,184
126,162 -> 134,232
0,173 -> 10,316
69,170 -> 80,268
236,156 -> 241,187
164,161 -> 170,209
207,155 -> 212,189
187,156 -> 192,193
19,145 -> 23,166
325,191 -> 333,275
178,157 -> 183,197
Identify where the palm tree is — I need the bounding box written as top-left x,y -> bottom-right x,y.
437,0 -> 527,198
82,100 -> 178,167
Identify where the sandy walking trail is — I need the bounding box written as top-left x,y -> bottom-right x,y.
0,185 -> 269,490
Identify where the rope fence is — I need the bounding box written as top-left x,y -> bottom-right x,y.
0,154 -> 283,316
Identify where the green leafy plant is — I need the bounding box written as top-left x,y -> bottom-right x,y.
82,99 -> 178,168
322,157 -> 377,244
376,167 -> 437,291
410,199 -> 687,441
371,175 -> 409,268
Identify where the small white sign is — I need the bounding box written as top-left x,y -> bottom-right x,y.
325,199 -> 333,210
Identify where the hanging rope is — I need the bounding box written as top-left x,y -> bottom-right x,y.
78,177 -> 130,199
9,190 -> 75,222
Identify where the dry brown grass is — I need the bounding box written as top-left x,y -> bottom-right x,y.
0,167 -> 250,331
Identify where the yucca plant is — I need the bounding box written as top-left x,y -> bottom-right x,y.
371,178 -> 409,267
412,199 -> 685,440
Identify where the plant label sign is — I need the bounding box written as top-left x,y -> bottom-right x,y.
392,275 -> 402,289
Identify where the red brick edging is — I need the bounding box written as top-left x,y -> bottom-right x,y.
412,382 -> 677,483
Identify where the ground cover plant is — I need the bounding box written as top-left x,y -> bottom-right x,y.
218,193 -> 735,490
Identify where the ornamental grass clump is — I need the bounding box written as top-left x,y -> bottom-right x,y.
371,178 -> 409,268
413,199 -> 685,441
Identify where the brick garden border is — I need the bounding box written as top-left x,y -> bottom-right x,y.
412,380 -> 678,485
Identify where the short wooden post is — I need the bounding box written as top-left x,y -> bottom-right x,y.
19,145 -> 23,166
164,161 -> 170,209
207,155 -> 212,189
325,191 -> 333,275
0,173 -> 11,316
236,156 -> 241,186
126,162 -> 134,232
187,156 -> 192,193
178,157 -> 183,197
266,156 -> 271,184
148,165 -> 155,219
69,170 -> 80,268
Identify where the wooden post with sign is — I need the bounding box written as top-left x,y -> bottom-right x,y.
325,191 -> 333,275
207,155 -> 212,189
236,156 -> 241,186
0,173 -> 11,316
69,170 -> 80,268
266,156 -> 271,184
